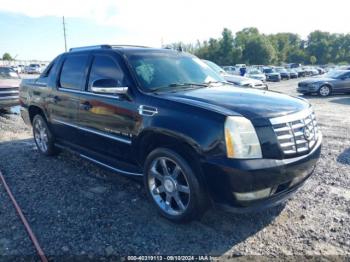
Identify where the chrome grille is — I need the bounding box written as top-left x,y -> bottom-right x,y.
270,108 -> 319,156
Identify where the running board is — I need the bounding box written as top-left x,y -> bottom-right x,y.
55,143 -> 143,177
80,154 -> 143,176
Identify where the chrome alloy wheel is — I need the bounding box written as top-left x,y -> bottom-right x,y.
33,118 -> 49,152
148,157 -> 190,216
319,85 -> 330,96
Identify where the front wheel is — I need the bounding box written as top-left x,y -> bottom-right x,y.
33,114 -> 57,156
144,148 -> 207,223
318,85 -> 331,97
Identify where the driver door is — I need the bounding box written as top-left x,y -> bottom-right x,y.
76,52 -> 139,162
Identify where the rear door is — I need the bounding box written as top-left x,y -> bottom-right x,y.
48,53 -> 90,144
76,52 -> 139,162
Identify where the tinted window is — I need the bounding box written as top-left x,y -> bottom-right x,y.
60,54 -> 89,90
41,56 -> 59,77
88,55 -> 129,91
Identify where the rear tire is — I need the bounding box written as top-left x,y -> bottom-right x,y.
32,114 -> 57,156
144,148 -> 208,223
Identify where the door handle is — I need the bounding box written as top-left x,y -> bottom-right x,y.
52,96 -> 60,103
80,101 -> 93,111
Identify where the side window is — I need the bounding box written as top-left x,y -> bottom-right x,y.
88,55 -> 129,91
40,56 -> 59,78
59,54 -> 89,90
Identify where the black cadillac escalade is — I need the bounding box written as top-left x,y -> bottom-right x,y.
19,45 -> 322,222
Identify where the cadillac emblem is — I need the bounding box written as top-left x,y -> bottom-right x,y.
303,125 -> 313,141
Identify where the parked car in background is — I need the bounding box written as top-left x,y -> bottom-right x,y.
18,65 -> 25,73
222,66 -> 240,75
340,65 -> 350,70
11,65 -> 22,74
0,67 -> 20,109
297,70 -> 350,96
288,63 -> 302,69
275,67 -> 291,80
263,67 -> 281,82
295,67 -> 307,77
287,69 -> 298,79
26,64 -> 42,74
315,67 -> 325,75
20,45 -> 321,222
224,74 -> 268,90
245,68 -> 266,82
203,60 -> 268,90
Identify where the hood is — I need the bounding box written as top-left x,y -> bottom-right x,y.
160,85 -> 310,126
300,77 -> 335,84
0,78 -> 20,88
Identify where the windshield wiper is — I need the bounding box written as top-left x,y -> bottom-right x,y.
204,80 -> 227,86
150,82 -> 208,93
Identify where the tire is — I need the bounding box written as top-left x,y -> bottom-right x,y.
144,148 -> 207,223
32,114 -> 57,156
318,85 -> 331,97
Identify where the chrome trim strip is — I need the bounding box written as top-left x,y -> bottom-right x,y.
52,119 -> 132,145
0,96 -> 19,100
0,91 -> 19,94
80,154 -> 142,176
269,107 -> 313,125
58,88 -> 121,100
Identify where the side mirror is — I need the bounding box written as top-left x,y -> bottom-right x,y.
91,78 -> 128,95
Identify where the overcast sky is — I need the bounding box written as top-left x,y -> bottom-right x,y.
0,0 -> 348,60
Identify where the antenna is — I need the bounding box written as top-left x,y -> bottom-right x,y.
62,16 -> 67,52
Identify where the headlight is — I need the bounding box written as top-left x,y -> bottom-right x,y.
224,116 -> 262,159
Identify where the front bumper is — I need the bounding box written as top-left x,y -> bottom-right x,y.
203,135 -> 322,211
0,97 -> 19,109
297,85 -> 318,93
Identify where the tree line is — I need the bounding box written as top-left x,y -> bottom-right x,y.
166,28 -> 350,66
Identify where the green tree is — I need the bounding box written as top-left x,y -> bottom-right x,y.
2,53 -> 12,60
310,56 -> 317,65
306,31 -> 333,64
242,35 -> 277,65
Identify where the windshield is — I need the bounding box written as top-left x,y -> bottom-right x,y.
0,67 -> 19,79
263,68 -> 274,73
325,70 -> 347,79
128,52 -> 225,92
276,68 -> 287,72
203,60 -> 226,75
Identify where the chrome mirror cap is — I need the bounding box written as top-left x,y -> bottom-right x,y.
91,86 -> 128,95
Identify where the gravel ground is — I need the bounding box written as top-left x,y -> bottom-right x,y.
0,78 -> 349,260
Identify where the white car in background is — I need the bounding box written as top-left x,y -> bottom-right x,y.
26,64 -> 42,74
244,68 -> 267,82
203,60 -> 268,90
222,65 -> 240,75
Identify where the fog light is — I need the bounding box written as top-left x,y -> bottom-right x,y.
290,170 -> 309,186
234,188 -> 271,201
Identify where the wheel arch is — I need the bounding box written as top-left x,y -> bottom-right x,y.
135,129 -> 211,198
28,104 -> 47,124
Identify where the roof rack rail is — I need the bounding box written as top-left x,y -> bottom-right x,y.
69,45 -> 112,52
110,45 -> 151,48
